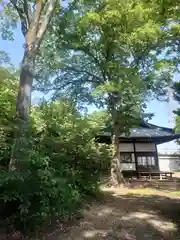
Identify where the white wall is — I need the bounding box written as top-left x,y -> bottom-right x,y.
135,143 -> 156,152
119,142 -> 156,152
159,155 -> 180,172
119,143 -> 134,152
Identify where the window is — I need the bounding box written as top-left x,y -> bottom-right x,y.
147,156 -> 155,166
137,155 -> 155,166
120,153 -> 135,163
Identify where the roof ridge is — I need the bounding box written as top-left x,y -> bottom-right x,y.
141,120 -> 173,131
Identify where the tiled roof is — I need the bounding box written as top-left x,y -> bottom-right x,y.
99,120 -> 180,142
126,127 -> 173,138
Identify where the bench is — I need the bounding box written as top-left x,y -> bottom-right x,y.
138,171 -> 174,180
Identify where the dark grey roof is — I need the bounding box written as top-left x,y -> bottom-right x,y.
126,124 -> 173,138
98,120 -> 180,144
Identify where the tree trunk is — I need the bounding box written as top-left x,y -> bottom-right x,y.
9,52 -> 34,171
17,55 -> 34,121
8,0 -> 58,171
111,124 -> 125,186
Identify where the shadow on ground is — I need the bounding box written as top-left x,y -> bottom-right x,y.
44,187 -> 180,240
1,187 -> 180,239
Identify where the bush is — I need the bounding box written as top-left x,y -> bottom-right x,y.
0,99 -> 112,235
0,151 -> 82,234
0,68 -> 17,169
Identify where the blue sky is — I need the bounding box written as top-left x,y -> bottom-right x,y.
0,24 -> 179,153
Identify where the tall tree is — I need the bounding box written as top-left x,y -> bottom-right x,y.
0,0 -> 58,169
45,0 -> 173,184
11,0 -> 58,120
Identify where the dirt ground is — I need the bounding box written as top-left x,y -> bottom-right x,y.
43,185 -> 180,240
3,174 -> 180,240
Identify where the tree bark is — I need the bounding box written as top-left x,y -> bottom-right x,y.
17,55 -> 34,121
108,93 -> 125,186
111,124 -> 125,186
9,52 -> 34,171
9,0 -> 58,171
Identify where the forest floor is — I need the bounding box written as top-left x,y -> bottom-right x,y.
4,174 -> 180,240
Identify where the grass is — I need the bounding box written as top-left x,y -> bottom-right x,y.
170,191 -> 180,196
107,187 -> 180,197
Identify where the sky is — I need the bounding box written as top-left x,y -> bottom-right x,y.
0,24 -> 179,153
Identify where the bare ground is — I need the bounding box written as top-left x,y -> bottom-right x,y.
44,185 -> 180,240
2,176 -> 180,240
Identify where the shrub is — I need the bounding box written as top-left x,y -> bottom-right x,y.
0,150 -> 82,234
0,99 -> 112,235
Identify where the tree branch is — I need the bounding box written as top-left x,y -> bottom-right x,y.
24,0 -> 43,52
23,0 -> 33,25
10,0 -> 30,36
31,0 -> 43,35
63,65 -> 103,83
34,0 -> 58,52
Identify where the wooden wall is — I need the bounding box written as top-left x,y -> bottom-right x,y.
120,142 -> 157,171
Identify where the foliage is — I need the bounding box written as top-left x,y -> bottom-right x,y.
0,71 -> 112,234
31,100 -> 111,193
0,1 -> 18,41
41,0 -> 173,130
39,0 -> 175,184
0,67 -> 17,168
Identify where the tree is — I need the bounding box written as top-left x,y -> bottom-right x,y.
0,0 -> 59,169
45,0 -> 172,184
173,82 -> 180,141
1,0 -> 58,120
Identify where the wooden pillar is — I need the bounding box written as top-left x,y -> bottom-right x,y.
133,141 -> 139,178
155,143 -> 159,170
